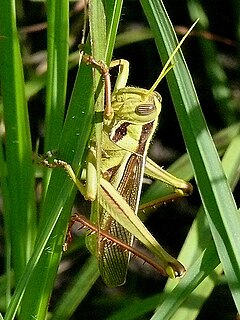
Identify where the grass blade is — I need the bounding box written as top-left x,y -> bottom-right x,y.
52,257 -> 99,320
0,0 -> 37,310
141,0 -> 240,314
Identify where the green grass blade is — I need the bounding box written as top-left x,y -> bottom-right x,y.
0,138 -> 11,307
0,0 -> 37,284
141,0 -> 240,313
18,1 -> 70,318
106,294 -> 162,320
44,0 -> 69,151
105,0 -> 124,64
163,134 -> 240,319
18,71 -> 94,318
150,241 -> 220,320
3,8 -> 93,320
4,56 -> 93,320
87,0 -> 107,280
52,256 -> 99,320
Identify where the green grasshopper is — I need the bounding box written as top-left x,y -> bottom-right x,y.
44,22 -> 195,286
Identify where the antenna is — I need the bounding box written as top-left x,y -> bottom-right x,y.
147,19 -> 199,96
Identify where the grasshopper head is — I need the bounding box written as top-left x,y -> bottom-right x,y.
111,87 -> 162,124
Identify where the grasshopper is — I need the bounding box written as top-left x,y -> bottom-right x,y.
44,22 -> 195,286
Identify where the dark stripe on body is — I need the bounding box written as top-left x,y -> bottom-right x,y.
111,122 -> 130,143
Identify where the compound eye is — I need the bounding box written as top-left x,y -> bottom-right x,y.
135,104 -> 156,116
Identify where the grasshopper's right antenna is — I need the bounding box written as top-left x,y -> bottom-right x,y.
147,19 -> 199,96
